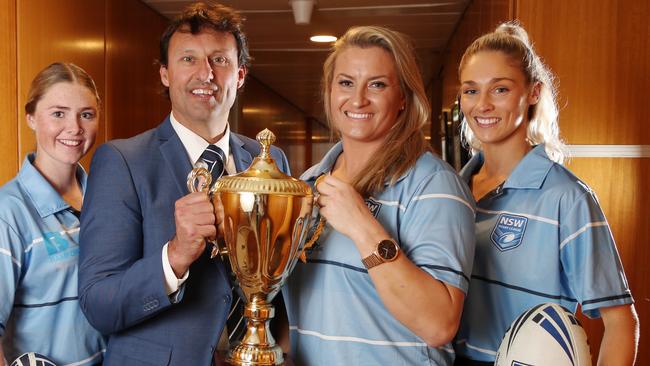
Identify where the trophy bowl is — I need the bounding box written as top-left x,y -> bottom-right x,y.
188,129 -> 321,366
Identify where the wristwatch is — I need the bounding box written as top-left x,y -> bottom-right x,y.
361,238 -> 400,269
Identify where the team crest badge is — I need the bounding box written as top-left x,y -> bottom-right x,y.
365,198 -> 382,218
491,213 -> 528,251
43,231 -> 79,262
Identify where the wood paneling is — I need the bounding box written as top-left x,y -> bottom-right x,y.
439,0 -> 511,108
17,0 -> 106,171
516,0 -> 650,145
517,0 -> 649,361
0,0 -> 18,184
106,0 -> 170,140
0,0 -> 169,185
567,157 -> 650,363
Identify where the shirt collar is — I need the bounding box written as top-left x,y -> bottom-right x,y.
301,142 -> 415,185
459,144 -> 554,190
505,144 -> 554,189
17,153 -> 88,218
459,152 -> 483,184
169,112 -> 231,166
301,142 -> 343,182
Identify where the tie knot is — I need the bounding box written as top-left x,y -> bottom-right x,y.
200,144 -> 226,181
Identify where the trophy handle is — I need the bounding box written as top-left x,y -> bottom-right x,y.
299,218 -> 325,263
299,174 -> 328,263
187,165 -> 212,193
186,166 -> 228,258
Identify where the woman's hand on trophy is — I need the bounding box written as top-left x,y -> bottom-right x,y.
315,175 -> 385,246
168,192 -> 217,277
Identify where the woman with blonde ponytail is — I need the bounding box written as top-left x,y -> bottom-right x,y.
454,22 -> 638,365
282,26 -> 476,365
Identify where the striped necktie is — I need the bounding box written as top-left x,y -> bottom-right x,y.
199,145 -> 246,344
199,144 -> 225,183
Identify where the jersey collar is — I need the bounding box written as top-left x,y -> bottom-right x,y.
460,144 -> 554,190
17,153 -> 87,218
301,142 -> 414,186
301,142 -> 343,182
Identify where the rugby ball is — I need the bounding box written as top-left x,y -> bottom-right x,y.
10,353 -> 57,366
495,303 -> 592,366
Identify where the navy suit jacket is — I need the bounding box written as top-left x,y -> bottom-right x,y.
78,117 -> 290,366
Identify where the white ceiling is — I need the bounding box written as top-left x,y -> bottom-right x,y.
141,0 -> 470,118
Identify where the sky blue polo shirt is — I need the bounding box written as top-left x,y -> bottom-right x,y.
0,154 -> 105,365
454,144 -> 633,362
283,143 -> 476,365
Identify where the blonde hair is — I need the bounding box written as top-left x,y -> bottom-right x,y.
25,62 -> 101,115
458,21 -> 567,164
322,26 -> 431,196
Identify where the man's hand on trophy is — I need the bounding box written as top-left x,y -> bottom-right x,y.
211,193 -> 226,239
168,192 -> 217,277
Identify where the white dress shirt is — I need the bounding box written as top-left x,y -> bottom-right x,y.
162,112 -> 237,296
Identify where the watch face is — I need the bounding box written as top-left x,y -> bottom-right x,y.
377,240 -> 398,260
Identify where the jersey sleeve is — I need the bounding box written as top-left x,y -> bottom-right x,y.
0,217 -> 24,337
399,170 -> 476,293
559,187 -> 633,318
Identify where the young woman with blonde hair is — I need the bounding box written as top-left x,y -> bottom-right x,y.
454,22 -> 638,366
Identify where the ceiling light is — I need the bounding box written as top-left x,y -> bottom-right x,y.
310,35 -> 337,43
289,0 -> 315,25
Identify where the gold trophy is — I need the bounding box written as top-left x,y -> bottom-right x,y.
187,129 -> 323,366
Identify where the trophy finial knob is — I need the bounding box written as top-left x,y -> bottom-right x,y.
256,129 -> 276,158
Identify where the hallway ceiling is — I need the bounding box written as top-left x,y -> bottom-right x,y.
141,0 -> 469,119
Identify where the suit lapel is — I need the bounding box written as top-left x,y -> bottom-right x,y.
230,133 -> 253,173
157,118 -> 193,196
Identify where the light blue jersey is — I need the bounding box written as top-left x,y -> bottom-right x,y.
0,154 -> 105,366
283,143 -> 476,365
455,145 -> 633,362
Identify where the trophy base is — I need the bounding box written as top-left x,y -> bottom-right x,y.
226,301 -> 284,366
226,343 -> 284,366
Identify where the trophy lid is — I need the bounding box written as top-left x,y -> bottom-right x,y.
214,129 -> 312,196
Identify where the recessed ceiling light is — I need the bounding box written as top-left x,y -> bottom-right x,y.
310,35 -> 337,43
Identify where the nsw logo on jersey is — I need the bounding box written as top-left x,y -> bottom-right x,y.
491,213 -> 528,251
43,231 -> 79,262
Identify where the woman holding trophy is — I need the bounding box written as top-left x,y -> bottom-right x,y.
282,26 -> 476,365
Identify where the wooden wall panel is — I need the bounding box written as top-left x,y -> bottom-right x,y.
17,0 -> 106,171
566,158 -> 649,363
439,0 -> 511,108
106,0 -> 170,140
517,0 -> 649,362
0,0 -> 18,185
516,0 -> 650,145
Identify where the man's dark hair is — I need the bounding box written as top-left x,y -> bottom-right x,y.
159,2 -> 251,68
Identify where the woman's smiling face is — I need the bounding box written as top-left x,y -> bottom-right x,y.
329,46 -> 405,147
27,81 -> 98,169
460,50 -> 539,148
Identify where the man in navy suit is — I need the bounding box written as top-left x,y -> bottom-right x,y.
78,3 -> 289,365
